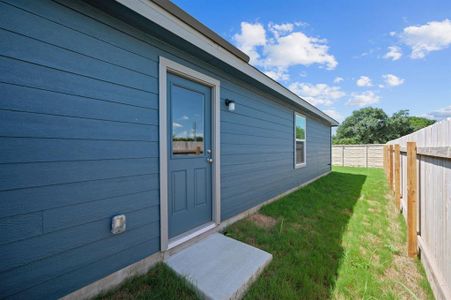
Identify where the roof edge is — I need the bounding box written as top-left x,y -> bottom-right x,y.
114,0 -> 339,126
150,0 -> 250,63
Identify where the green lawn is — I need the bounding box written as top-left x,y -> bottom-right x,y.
96,262 -> 199,300
98,167 -> 433,299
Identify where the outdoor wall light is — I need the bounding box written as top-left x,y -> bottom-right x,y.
225,99 -> 235,112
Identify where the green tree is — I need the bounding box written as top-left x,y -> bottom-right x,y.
333,108 -> 435,144
334,107 -> 389,144
408,116 -> 435,132
386,109 -> 412,140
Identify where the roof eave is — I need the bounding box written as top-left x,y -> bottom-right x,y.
114,0 -> 339,126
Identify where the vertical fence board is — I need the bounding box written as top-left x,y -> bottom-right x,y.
407,142 -> 417,257
386,119 -> 451,299
388,145 -> 393,190
394,145 -> 401,210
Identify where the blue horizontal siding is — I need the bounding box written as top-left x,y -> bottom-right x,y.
0,110 -> 158,141
0,56 -> 157,109
0,138 -> 158,163
0,158 -> 158,191
1,225 -> 159,298
0,174 -> 159,218
0,206 -> 157,273
0,82 -> 158,123
0,0 -> 331,298
0,213 -> 43,245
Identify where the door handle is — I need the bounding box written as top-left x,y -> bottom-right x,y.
207,149 -> 213,163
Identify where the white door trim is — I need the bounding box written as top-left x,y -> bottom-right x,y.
159,56 -> 221,251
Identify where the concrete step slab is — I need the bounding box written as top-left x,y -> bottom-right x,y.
165,233 -> 272,300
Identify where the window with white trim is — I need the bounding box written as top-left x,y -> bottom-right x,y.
295,113 -> 306,167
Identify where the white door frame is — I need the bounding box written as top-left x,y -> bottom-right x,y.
159,56 -> 221,251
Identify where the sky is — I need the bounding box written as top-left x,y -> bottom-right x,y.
172,0 -> 451,123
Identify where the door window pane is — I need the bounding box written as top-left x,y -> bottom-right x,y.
172,84 -> 204,155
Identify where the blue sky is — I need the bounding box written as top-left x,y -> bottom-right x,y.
173,0 -> 451,123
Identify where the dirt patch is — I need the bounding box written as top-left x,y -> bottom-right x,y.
249,213 -> 277,229
380,194 -> 429,299
384,254 -> 426,299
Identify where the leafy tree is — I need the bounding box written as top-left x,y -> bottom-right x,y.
333,107 -> 435,144
386,109 -> 412,140
334,107 -> 389,144
408,116 -> 435,132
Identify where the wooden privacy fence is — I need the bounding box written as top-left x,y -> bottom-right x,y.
385,119 -> 451,300
332,144 -> 384,168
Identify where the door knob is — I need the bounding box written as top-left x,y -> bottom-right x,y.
207,158 -> 213,163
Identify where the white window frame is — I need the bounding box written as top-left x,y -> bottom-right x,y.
294,112 -> 307,169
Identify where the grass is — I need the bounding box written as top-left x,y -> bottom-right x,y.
95,263 -> 199,300
99,167 -> 433,299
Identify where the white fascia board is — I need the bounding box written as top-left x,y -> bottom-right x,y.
115,0 -> 339,126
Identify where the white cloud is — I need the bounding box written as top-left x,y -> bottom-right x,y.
233,22 -> 267,64
180,115 -> 189,120
426,105 -> 451,120
384,46 -> 402,60
356,76 -> 372,87
173,122 -> 183,128
233,21 -> 337,79
323,109 -> 343,122
264,32 -> 337,70
389,31 -> 396,37
289,82 -> 345,106
401,19 -> 451,58
268,22 -> 295,38
333,77 -> 344,83
347,91 -> 380,107
382,74 -> 404,86
264,68 -> 290,81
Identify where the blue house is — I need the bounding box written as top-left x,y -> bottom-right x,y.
0,0 -> 338,298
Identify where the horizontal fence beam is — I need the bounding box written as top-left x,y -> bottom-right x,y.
398,146 -> 451,159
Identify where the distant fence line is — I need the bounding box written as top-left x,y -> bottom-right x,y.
385,118 -> 451,300
332,144 -> 384,168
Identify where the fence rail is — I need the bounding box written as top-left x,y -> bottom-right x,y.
385,119 -> 451,300
332,144 -> 384,168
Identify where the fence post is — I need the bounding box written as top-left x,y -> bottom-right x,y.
342,146 -> 345,166
388,145 -> 393,190
394,144 -> 401,211
407,142 -> 418,257
365,145 -> 368,168
383,145 -> 388,175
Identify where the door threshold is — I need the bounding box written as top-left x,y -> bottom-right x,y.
168,222 -> 216,250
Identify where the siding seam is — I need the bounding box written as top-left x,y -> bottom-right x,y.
0,26 -> 156,78
0,171 -> 159,193
4,235 -> 160,299
1,218 -> 160,273
0,81 -> 157,110
0,54 -> 155,94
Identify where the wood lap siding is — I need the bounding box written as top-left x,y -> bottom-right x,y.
221,115 -> 331,219
0,0 -> 332,298
0,0 -> 160,298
